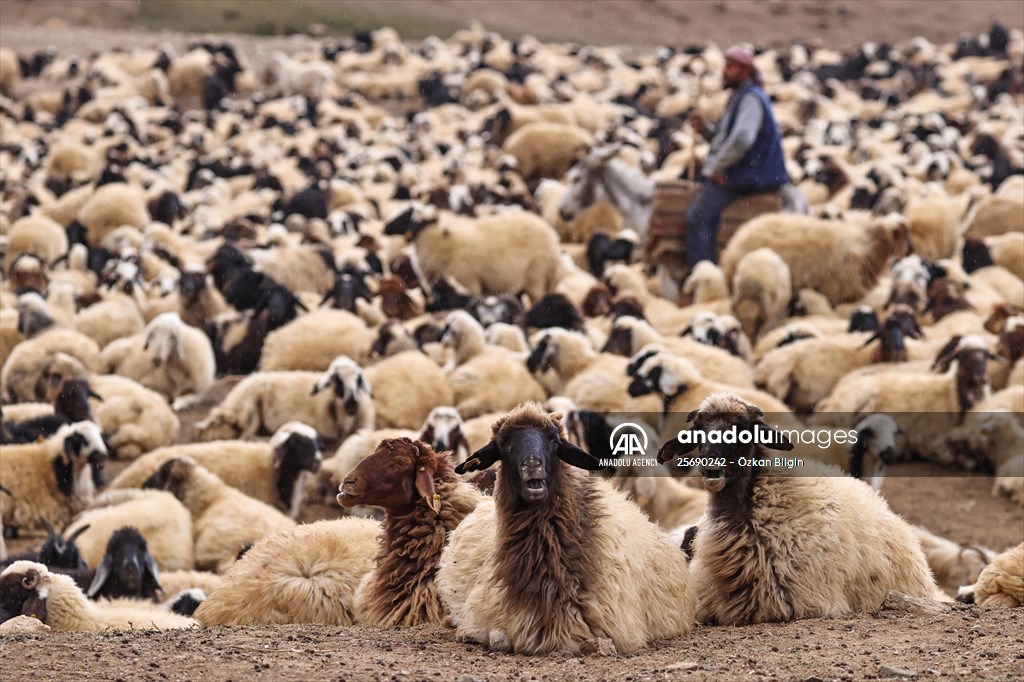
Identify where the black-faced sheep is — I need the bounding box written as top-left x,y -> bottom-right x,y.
439,402 -> 694,655
0,561 -> 194,631
659,392 -> 943,625
338,438 -> 482,626
0,421 -> 108,534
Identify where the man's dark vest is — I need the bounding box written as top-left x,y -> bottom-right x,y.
721,84 -> 790,192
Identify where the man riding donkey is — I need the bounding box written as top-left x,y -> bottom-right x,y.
685,46 -> 797,270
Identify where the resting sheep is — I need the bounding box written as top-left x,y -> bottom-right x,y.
338,438 -> 482,626
0,562 -> 195,631
438,402 -> 695,655
142,457 -> 296,573
659,392 -> 943,625
194,518 -> 380,625
957,542 -> 1023,607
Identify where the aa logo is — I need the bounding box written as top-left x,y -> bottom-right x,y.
609,422 -> 649,458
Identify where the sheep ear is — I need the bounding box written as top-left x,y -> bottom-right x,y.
862,332 -> 880,347
931,335 -> 963,372
88,390 -> 104,402
985,350 -> 1007,363
415,460 -> 440,514
88,553 -> 113,598
455,441 -> 500,474
556,439 -> 608,471
657,436 -> 698,464
41,518 -> 56,538
143,553 -> 163,593
310,374 -> 331,395
66,523 -> 91,543
359,375 -> 373,399
848,429 -> 869,479
686,408 -> 701,423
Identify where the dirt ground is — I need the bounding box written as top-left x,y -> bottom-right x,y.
2,2 -> 1024,679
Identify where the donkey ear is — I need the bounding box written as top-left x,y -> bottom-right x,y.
456,441 -> 501,474
556,439 -> 608,471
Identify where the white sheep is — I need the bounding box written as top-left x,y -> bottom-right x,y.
99,311 -> 216,405
502,122 -> 593,181
197,357 -> 374,441
142,456 -> 297,573
259,308 -> 373,371
63,490 -> 195,572
439,402 -> 694,655
194,518 -> 380,625
666,392 -> 944,625
264,51 -> 335,99
0,562 -> 195,631
957,542 -> 1023,607
0,421 -> 107,534
911,524 -> 996,596
731,247 -> 793,341
107,422 -> 323,519
1,320 -> 102,403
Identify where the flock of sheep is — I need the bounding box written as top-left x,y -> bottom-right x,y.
0,20 -> 1022,655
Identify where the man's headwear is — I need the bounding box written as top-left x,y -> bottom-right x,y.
724,46 -> 763,86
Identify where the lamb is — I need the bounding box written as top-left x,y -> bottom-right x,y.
502,122 -> 593,181
384,204 -> 562,304
364,350 -> 454,429
193,517 -> 380,626
720,213 -> 913,305
658,392 -> 943,625
63,490 -> 195,572
731,247 -> 793,341
338,438 -> 482,626
107,422 -> 323,519
0,562 -> 195,631
196,356 -> 373,441
441,311 -> 546,418
438,402 -> 694,655
142,457 -> 297,573
0,422 -> 108,534
911,524 -> 996,596
99,312 -> 216,405
957,543 -> 1024,607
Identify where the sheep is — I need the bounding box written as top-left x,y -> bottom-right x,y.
804,414 -> 903,491
142,457 -> 296,573
33,353 -> 181,459
196,357 -> 373,441
439,402 -> 694,655
607,459 -> 708,531
440,311 -> 546,418
360,350 -> 453,430
99,312 -> 216,405
600,315 -> 756,388
0,562 -> 195,631
0,47 -> 19,94
385,205 -> 562,304
0,321 -> 102,404
502,122 -> 593,182
193,518 -> 380,626
246,242 -> 335,295
107,422 -> 323,519
82,527 -> 164,602
418,406 -> 472,465
72,292 -> 147,351
659,392 -> 943,625
957,543 -> 1024,607
63,490 -> 195,572
911,524 -> 996,596
813,335 -> 1004,457
963,194 -> 1024,241
258,307 -> 373,371
731,247 -> 793,341
993,454 -> 1024,506
720,213 -> 913,305
6,215 -> 68,272
75,183 -> 149,246
0,422 -> 108,535
264,51 -> 335,99
338,438 -> 482,626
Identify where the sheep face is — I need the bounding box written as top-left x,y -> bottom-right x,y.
144,314 -> 185,366
271,424 -> 323,476
196,413 -> 240,441
338,437 -> 442,514
88,528 -> 161,600
657,393 -> 792,494
525,333 -> 557,375
601,318 -> 636,356
418,407 -> 468,461
456,403 -> 604,505
312,357 -> 372,416
142,457 -> 196,500
0,562 -> 49,623
931,336 -> 1004,411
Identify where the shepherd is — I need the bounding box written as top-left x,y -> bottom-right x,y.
686,46 -> 791,269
